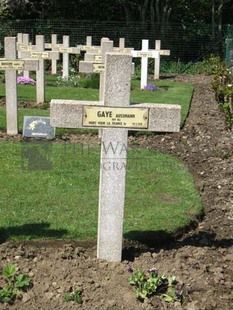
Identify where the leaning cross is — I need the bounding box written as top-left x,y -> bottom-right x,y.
131,39 -> 159,89
50,53 -> 181,262
1,37 -> 39,135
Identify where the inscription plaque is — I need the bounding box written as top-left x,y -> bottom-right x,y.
131,51 -> 159,58
83,106 -> 149,129
0,60 -> 24,69
93,63 -> 105,73
30,52 -> 49,59
23,116 -> 55,139
17,45 -> 33,52
94,55 -> 102,63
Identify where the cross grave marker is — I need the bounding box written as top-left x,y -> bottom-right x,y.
1,37 -> 39,135
19,35 -> 59,103
17,33 -> 31,77
45,35 -> 81,78
50,52 -> 181,262
79,38 -> 113,101
44,34 -> 61,74
153,40 -> 170,80
131,39 -> 159,89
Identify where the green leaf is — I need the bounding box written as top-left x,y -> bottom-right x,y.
64,290 -> 82,304
0,287 -> 17,304
2,264 -> 16,279
15,274 -> 31,289
162,293 -> 174,303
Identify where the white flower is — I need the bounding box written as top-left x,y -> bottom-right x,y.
28,120 -> 46,130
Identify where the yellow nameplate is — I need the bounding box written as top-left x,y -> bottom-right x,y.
94,55 -> 102,62
136,52 -> 153,57
18,45 -> 32,51
0,60 -> 24,69
59,47 -> 73,53
83,106 -> 149,129
93,63 -> 105,73
30,52 -> 49,59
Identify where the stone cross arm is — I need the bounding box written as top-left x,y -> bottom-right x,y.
51,47 -> 81,54
153,49 -> 170,56
50,100 -> 181,133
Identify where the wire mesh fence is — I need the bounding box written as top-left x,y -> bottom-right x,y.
226,25 -> 233,70
0,19 -> 229,66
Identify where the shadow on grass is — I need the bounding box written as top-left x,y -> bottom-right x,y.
0,222 -> 67,243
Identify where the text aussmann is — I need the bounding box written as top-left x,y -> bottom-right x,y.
97,111 -> 135,118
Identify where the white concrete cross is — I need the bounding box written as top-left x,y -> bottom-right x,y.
55,36 -> 81,79
77,36 -> 101,53
79,38 -> 134,100
131,39 -> 159,89
44,34 -> 62,74
50,52 -> 181,262
115,38 -> 134,53
19,35 -> 59,103
1,37 -> 39,135
45,35 -> 81,78
153,40 -> 170,80
17,33 -> 31,77
79,38 -> 114,101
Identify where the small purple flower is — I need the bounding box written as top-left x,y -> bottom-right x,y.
17,76 -> 36,85
148,267 -> 158,274
127,264 -> 134,273
144,84 -> 158,91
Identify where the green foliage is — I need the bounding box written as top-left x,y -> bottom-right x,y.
209,56 -> 233,129
159,57 -> 215,75
64,289 -> 82,304
0,264 -> 32,304
129,267 -> 183,303
78,73 -> 100,89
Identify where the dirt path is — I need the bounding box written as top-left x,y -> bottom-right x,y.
0,75 -> 232,309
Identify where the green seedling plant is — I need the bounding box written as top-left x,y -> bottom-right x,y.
64,289 -> 82,304
0,264 -> 32,304
128,266 -> 183,303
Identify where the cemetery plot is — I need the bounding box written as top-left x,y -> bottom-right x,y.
51,52 -> 181,262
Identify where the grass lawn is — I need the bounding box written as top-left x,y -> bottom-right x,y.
0,141 -> 202,242
0,72 -> 201,243
0,72 -> 193,127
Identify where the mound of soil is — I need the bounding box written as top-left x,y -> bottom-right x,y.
0,74 -> 232,309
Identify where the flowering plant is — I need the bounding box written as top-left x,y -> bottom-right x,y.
17,76 -> 36,85
144,84 -> 159,91
57,67 -> 80,87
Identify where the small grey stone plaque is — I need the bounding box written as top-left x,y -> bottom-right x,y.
23,116 -> 55,139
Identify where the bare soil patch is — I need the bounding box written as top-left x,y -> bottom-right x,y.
0,74 -> 232,309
